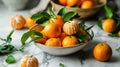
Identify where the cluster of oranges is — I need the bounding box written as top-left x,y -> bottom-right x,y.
30,15 -> 88,47
59,0 -> 95,9
10,15 -> 36,30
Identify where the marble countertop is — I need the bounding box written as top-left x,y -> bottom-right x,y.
0,1 -> 120,67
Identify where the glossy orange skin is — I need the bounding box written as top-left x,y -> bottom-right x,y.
45,38 -> 61,47
59,0 -> 67,6
102,19 -> 117,33
81,0 -> 93,9
43,23 -> 61,38
93,43 -> 112,62
10,15 -> 26,29
26,15 -> 36,29
62,36 -> 79,47
50,15 -> 64,28
118,31 -> 120,37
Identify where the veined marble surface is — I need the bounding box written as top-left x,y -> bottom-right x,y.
0,1 -> 120,67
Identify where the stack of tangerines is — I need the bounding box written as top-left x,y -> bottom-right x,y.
59,0 -> 96,9
30,15 -> 90,47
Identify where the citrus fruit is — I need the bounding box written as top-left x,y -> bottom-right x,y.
20,55 -> 38,67
59,0 -> 67,6
81,0 -> 93,9
102,18 -> 116,33
43,23 -> 61,38
10,15 -> 26,29
45,38 -> 61,47
93,43 -> 112,62
26,15 -> 36,29
59,32 -> 68,41
62,36 -> 79,47
50,15 -> 64,28
67,0 -> 78,7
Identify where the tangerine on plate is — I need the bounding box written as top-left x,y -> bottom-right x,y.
45,38 -> 61,47
81,0 -> 94,9
93,43 -> 112,62
67,0 -> 78,7
10,15 -> 26,29
62,36 -> 79,47
43,23 -> 61,38
26,15 -> 36,29
59,32 -> 68,41
102,18 -> 117,33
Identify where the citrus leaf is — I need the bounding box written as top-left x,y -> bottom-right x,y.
116,47 -> 120,51
6,55 -> 16,64
86,25 -> 94,31
104,4 -> 113,18
49,6 -> 56,18
59,63 -> 65,67
31,12 -> 50,21
0,45 -> 15,55
97,19 -> 102,29
63,11 -> 76,22
6,29 -> 14,43
108,33 -> 118,37
58,7 -> 66,17
21,30 -> 35,45
39,20 -> 49,26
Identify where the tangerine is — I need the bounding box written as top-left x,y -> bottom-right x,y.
93,43 -> 112,62
102,18 -> 116,33
62,36 -> 79,47
10,15 -> 26,29
26,15 -> 36,29
43,23 -> 61,38
81,0 -> 93,9
45,38 -> 61,47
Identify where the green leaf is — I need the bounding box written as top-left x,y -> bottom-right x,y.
6,29 -> 14,43
75,34 -> 86,43
39,20 -> 49,26
0,45 -> 15,55
59,63 -> 65,67
49,6 -> 56,18
21,30 -> 35,45
58,7 -> 66,17
31,12 -> 50,21
97,19 -> 103,29
79,21 -> 86,30
108,33 -> 118,37
63,11 -> 76,22
104,4 -> 113,18
6,55 -> 16,64
21,30 -> 43,45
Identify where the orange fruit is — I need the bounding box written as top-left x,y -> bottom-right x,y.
77,0 -> 82,7
118,31 -> 120,37
50,15 -> 64,28
59,0 -> 67,6
81,0 -> 93,9
10,15 -> 26,29
62,36 -> 79,47
93,43 -> 112,62
102,19 -> 116,33
43,23 -> 61,38
20,55 -> 38,67
26,15 -> 36,29
45,38 -> 61,47
67,0 -> 78,7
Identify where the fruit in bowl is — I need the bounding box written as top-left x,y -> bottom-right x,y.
51,0 -> 106,19
21,7 -> 94,56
